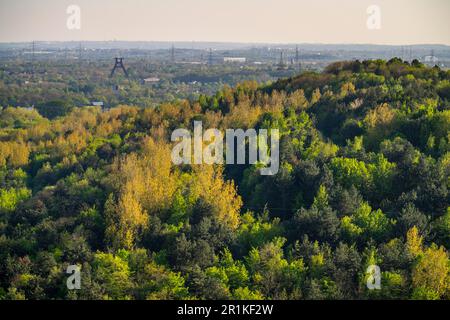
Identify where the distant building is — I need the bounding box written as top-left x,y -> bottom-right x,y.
424,55 -> 439,64
91,101 -> 104,107
142,77 -> 160,84
223,57 -> 246,63
178,61 -> 204,65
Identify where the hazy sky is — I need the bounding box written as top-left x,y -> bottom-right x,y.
0,0 -> 449,44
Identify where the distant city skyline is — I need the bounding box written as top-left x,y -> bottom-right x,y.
0,0 -> 449,45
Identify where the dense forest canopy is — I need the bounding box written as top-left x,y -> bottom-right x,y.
0,59 -> 449,300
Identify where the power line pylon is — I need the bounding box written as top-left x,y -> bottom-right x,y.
277,50 -> 286,70
78,42 -> 82,66
31,41 -> 35,76
32,41 -> 35,64
110,57 -> 129,78
295,45 -> 301,72
171,44 -> 175,62
208,48 -> 213,66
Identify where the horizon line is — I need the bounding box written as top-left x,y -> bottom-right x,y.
0,40 -> 450,48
